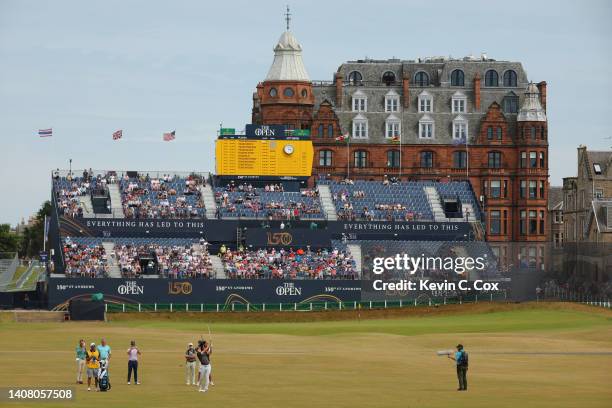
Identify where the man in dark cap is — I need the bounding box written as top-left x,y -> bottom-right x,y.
448,344 -> 468,391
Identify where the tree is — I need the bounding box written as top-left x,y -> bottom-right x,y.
0,224 -> 21,255
19,201 -> 52,258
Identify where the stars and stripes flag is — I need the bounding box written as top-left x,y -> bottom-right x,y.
112,129 -> 123,140
38,128 -> 52,138
163,130 -> 176,141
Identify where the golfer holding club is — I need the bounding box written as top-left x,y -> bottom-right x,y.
448,344 -> 469,391
196,340 -> 212,393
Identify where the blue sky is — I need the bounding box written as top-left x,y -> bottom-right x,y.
0,0 -> 611,225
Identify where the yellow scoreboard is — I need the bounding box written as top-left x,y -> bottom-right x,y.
215,138 -> 313,177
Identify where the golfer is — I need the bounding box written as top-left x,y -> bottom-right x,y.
97,338 -> 112,367
127,340 -> 141,385
196,340 -> 212,393
86,342 -> 100,391
448,344 -> 468,391
185,342 -> 197,385
75,339 -> 86,384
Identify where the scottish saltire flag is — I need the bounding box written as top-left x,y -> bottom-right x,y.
163,130 -> 176,141
112,129 -> 123,140
453,135 -> 467,145
38,128 -> 52,138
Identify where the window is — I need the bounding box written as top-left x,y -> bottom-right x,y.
452,92 -> 466,113
451,69 -> 465,86
529,181 -> 537,198
554,211 -> 563,224
539,152 -> 545,168
539,210 -> 545,234
420,151 -> 434,168
520,210 -> 527,235
418,91 -> 432,112
594,163 -> 602,175
487,126 -> 493,140
328,124 -> 333,138
385,115 -> 401,139
485,70 -> 499,87
269,87 -> 277,97
301,89 -> 308,98
318,124 -> 324,137
488,151 -> 502,168
496,127 -> 502,140
283,87 -> 294,97
352,115 -> 368,139
520,151 -> 527,168
319,150 -> 333,167
414,71 -> 429,86
385,91 -> 399,112
502,93 -> 519,113
595,188 -> 604,199
520,180 -> 527,198
531,126 -> 537,139
354,150 -> 368,168
382,71 -> 396,85
503,70 -> 517,87
452,116 -> 468,140
490,210 -> 501,234
529,151 -> 537,168
490,180 -> 501,198
352,91 -> 367,112
387,150 -> 400,168
539,181 -> 545,198
529,210 -> 537,234
419,115 -> 434,139
348,71 -> 363,85
453,151 -> 467,169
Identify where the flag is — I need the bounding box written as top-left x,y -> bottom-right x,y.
163,130 -> 176,141
453,135 -> 466,145
335,133 -> 349,142
112,129 -> 123,140
38,128 -> 52,138
390,135 -> 401,143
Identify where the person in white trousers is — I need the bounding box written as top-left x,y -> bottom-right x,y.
196,341 -> 212,393
75,339 -> 87,384
185,343 -> 197,385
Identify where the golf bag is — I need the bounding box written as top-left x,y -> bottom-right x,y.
98,360 -> 111,391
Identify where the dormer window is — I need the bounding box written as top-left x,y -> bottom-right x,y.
594,163 -> 602,175
385,90 -> 399,112
452,115 -> 468,140
385,114 -> 401,139
418,91 -> 433,113
348,71 -> 363,85
352,114 -> 368,139
352,90 -> 367,112
382,71 -> 396,86
419,114 -> 434,139
451,69 -> 465,86
452,91 -> 467,113
414,71 -> 430,87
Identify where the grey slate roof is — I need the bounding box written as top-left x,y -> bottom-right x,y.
548,186 -> 563,210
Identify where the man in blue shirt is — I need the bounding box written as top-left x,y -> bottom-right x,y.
97,338 -> 112,368
448,344 -> 468,391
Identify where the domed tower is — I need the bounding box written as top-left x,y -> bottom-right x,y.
515,83 -> 548,241
252,9 -> 314,130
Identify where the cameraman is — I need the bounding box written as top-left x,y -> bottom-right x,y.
196,340 -> 212,393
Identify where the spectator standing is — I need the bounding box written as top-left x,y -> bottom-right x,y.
127,340 -> 141,385
185,342 -> 197,385
75,339 -> 86,384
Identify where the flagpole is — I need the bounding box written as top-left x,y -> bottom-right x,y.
347,134 -> 350,180
466,135 -> 469,180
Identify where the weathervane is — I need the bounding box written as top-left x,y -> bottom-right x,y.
285,5 -> 291,31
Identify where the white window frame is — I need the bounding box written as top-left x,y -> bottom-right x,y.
352,114 -> 368,139
352,90 -> 367,112
452,115 -> 468,140
452,92 -> 467,113
385,115 -> 401,139
418,91 -> 433,113
384,90 -> 399,113
418,114 -> 434,139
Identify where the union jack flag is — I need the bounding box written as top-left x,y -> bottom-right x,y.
38,128 -> 52,138
112,129 -> 123,140
163,130 -> 176,141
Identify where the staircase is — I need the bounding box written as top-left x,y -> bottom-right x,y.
102,242 -> 122,278
317,184 -> 338,221
423,187 -> 446,222
347,243 -> 362,277
209,255 -> 226,279
77,195 -> 96,218
107,184 -> 125,218
200,185 -> 217,219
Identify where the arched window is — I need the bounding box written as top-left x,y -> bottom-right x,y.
420,151 -> 434,168
453,151 -> 467,169
318,124 -> 324,137
451,69 -> 465,86
328,124 -> 334,138
319,150 -> 333,167
382,71 -> 396,85
348,71 -> 363,85
485,70 -> 499,87
488,151 -> 502,168
387,150 -> 400,168
414,71 -> 429,87
503,70 -> 517,87
354,150 -> 368,168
